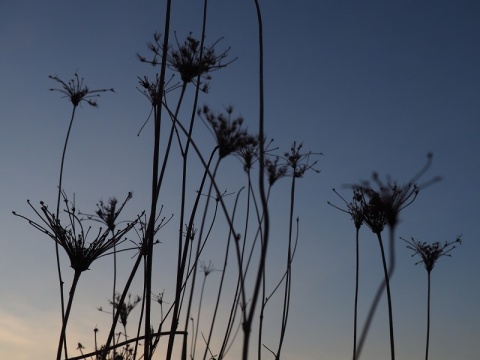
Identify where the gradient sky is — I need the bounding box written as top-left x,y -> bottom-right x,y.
1,1 -> 479,359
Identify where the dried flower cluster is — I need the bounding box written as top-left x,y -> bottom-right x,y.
402,236 -> 462,272
328,189 -> 364,230
283,142 -> 320,178
49,73 -> 114,107
352,154 -> 439,230
199,105 -> 258,159
81,193 -> 133,232
137,32 -> 234,92
13,194 -> 141,273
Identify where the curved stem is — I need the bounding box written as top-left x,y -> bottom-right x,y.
55,105 -> 77,359
244,1 -> 268,359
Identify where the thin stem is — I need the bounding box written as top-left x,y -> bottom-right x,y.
202,189 -> 244,360
144,1 -> 172,358
55,105 -> 77,359
376,232 -> 395,360
356,226 -> 397,359
426,271 -> 431,360
276,175 -> 296,358
353,227 -> 360,360
103,252 -> 143,359
244,1 -> 268,359
192,275 -> 208,358
56,270 -> 82,360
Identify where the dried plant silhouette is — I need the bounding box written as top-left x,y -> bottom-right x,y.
13,2 -> 322,360
402,235 -> 462,360
13,192 -> 141,360
12,2 -> 465,360
328,189 -> 363,360
330,153 -> 442,360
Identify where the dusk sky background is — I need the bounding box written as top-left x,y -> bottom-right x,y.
1,1 -> 479,359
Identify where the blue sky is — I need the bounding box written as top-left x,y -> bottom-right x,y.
1,1 -> 479,359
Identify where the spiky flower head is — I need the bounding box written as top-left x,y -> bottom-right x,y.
199,105 -> 258,159
282,141 -> 321,178
402,236 -> 462,272
109,292 -> 141,328
13,193 -> 141,272
353,153 -> 440,231
265,156 -> 288,186
200,260 -> 218,277
138,32 -> 235,92
80,192 -> 132,232
49,73 -> 114,107
328,188 -> 364,230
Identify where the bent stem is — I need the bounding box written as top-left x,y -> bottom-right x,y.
243,1 -> 269,359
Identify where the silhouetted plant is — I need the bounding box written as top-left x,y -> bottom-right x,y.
402,235 -> 462,360
348,153 -> 439,360
49,73 -> 114,108
264,157 -> 288,188
11,1 -> 426,359
137,32 -> 234,92
81,193 -> 134,352
199,105 -> 259,159
48,73 -> 114,358
328,189 -> 363,360
13,192 -> 140,360
103,293 -> 141,342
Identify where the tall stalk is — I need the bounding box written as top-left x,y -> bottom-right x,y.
425,270 -> 431,360
401,235 -> 461,360
276,175 -> 296,358
376,232 -> 395,360
143,1 -> 172,358
56,270 -> 81,360
242,1 -> 268,359
55,104 -> 77,358
353,227 -> 360,360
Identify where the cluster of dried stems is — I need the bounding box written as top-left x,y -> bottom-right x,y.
329,155 -> 462,360
14,2 -> 322,360
13,2 -> 463,360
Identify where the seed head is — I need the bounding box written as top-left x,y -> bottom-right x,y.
49,73 -> 114,107
199,105 -> 258,159
402,235 -> 462,272
13,192 -> 141,272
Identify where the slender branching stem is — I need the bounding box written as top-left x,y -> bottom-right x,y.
275,176 -> 296,358
103,252 -> 143,359
202,189 -> 244,360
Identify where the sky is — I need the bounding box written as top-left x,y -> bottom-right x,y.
1,0 -> 479,359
